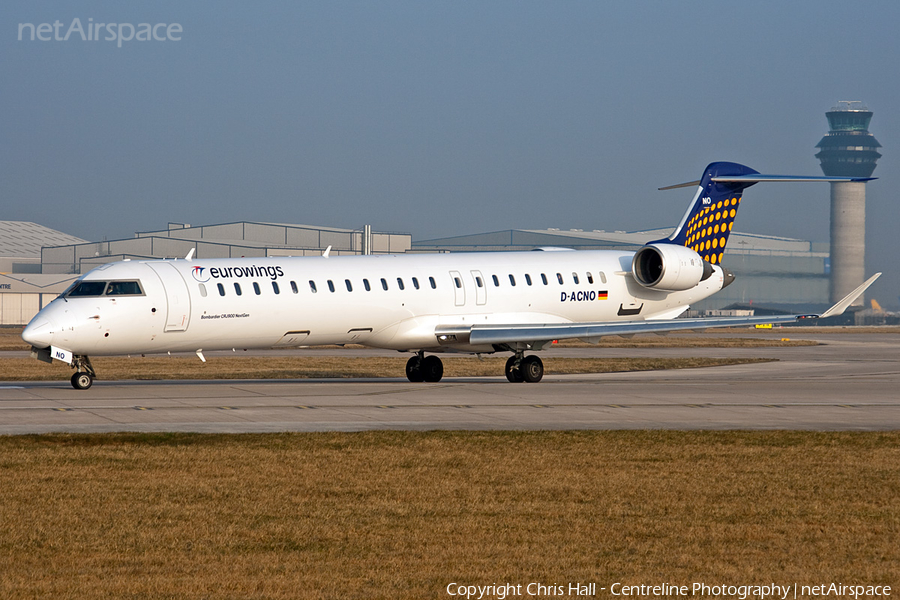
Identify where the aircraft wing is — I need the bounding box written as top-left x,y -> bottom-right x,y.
441,273 -> 881,347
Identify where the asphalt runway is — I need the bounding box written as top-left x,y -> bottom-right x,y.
1,332 -> 898,434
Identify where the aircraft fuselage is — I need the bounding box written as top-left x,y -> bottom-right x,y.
24,250 -> 726,357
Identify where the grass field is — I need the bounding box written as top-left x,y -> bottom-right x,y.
0,431 -> 897,599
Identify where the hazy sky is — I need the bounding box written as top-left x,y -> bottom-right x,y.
3,1 -> 898,304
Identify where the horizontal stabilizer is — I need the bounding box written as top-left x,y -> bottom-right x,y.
712,174 -> 876,183
658,180 -> 700,191
660,173 -> 875,191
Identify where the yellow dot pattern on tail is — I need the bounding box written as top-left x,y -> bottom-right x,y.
683,197 -> 740,264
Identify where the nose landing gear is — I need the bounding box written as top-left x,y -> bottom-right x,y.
70,355 -> 96,390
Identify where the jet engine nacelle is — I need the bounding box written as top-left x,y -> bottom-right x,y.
631,244 -> 713,291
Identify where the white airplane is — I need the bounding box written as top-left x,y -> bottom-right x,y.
22,162 -> 880,389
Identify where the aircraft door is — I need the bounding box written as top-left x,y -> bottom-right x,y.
449,270 -> 466,307
147,262 -> 192,332
470,270 -> 486,306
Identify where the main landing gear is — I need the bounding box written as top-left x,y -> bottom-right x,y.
505,353 -> 544,383
70,355 -> 96,390
405,351 -> 544,383
406,352 -> 444,382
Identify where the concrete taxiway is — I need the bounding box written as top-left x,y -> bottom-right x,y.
1,332 -> 898,434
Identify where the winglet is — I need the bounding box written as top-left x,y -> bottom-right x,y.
323,245 -> 332,258
819,273 -> 882,319
185,248 -> 195,261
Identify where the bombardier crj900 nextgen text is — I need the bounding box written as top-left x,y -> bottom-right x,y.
23,162 -> 881,389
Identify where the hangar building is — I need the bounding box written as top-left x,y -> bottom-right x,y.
41,221 -> 412,275
0,222 -> 87,326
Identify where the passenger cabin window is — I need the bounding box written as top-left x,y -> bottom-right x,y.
412,277 -> 420,290
572,273 -> 579,285
586,273 -> 594,284
454,277 -> 462,289
492,275 -> 500,287
525,274 -> 532,286
381,278 -> 389,291
198,283 -> 207,297
541,273 -> 548,285
508,274 -> 516,286
272,281 -> 280,294
557,273 -> 564,285
327,280 -> 335,293
309,280 -> 317,293
364,279 -> 371,291
217,283 -> 225,296
475,276 -> 483,288
253,282 -> 261,295
234,282 -> 242,296
429,276 -> 436,289
290,281 -> 298,294
599,271 -> 607,284
397,277 -> 405,290
345,279 -> 353,292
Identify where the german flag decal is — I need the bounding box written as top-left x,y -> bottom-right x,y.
597,291 -> 608,300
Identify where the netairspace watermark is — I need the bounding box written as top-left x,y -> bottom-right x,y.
17,18 -> 181,48
445,581 -> 893,600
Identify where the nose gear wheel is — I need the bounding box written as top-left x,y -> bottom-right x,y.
70,355 -> 96,390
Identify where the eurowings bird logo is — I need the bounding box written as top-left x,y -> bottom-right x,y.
191,266 -> 209,282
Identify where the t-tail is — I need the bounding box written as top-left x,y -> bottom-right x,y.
632,162 -> 875,293
649,161 -> 877,263
632,162 -> 761,292
649,161 -> 760,264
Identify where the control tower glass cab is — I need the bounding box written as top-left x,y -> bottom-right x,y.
815,101 -> 881,177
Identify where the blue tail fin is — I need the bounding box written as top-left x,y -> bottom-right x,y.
650,162 -> 760,265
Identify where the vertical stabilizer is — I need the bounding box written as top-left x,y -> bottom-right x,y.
651,162 -> 759,265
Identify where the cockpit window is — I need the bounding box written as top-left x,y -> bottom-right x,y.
58,279 -> 82,299
67,281 -> 108,297
105,281 -> 144,296
66,280 -> 144,297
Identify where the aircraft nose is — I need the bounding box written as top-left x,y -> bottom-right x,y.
22,317 -> 54,348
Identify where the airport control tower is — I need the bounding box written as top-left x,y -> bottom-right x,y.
815,101 -> 881,305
